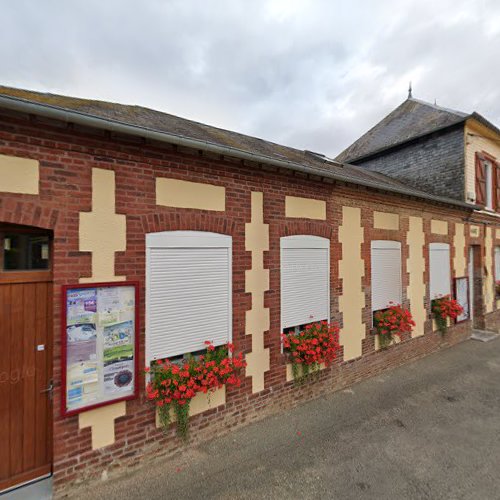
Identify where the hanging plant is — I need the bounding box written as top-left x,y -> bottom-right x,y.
431,295 -> 464,334
146,342 -> 246,440
282,321 -> 340,385
373,304 -> 415,349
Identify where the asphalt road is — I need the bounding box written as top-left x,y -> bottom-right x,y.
80,338 -> 500,499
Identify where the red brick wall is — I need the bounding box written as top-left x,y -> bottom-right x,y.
0,110 -> 486,496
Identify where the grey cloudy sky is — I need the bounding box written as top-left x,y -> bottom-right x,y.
3,0 -> 500,157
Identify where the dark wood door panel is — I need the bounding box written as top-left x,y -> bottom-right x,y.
0,280 -> 52,491
0,284 -> 12,481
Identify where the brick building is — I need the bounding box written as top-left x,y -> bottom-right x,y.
337,93 -> 500,331
0,86 -> 497,497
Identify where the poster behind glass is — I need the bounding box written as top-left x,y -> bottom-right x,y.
63,283 -> 137,415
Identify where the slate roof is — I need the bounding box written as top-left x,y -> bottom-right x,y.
0,85 -> 475,209
335,97 -> 472,163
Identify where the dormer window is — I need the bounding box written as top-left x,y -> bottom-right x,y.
475,153 -> 499,210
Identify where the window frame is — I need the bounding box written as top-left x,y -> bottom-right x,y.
280,235 -> 330,333
429,242 -> 452,300
370,240 -> 403,316
476,151 -> 499,211
145,230 -> 232,366
484,159 -> 493,210
0,224 -> 53,283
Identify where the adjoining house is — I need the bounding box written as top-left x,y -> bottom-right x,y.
0,86 -> 495,497
336,94 -> 500,331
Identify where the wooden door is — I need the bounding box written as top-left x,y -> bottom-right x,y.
0,226 -> 53,491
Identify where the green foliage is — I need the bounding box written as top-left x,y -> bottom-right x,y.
377,332 -> 393,350
174,401 -> 191,441
146,342 -> 246,441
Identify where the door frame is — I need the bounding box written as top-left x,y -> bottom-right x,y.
469,244 -> 485,330
0,224 -> 54,492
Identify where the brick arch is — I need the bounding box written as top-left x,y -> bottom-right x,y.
276,220 -> 333,239
140,212 -> 238,237
0,200 -> 60,230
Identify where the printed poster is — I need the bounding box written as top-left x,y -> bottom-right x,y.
98,287 -> 121,313
64,284 -> 137,414
103,320 -> 134,365
104,360 -> 134,395
66,361 -> 99,405
67,288 -> 97,325
67,322 -> 97,370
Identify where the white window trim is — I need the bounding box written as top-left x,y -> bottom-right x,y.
145,230 -> 232,366
280,235 -> 330,333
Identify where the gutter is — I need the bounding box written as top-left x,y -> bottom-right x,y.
0,93 -> 476,211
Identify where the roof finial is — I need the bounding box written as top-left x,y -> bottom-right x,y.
408,81 -> 413,99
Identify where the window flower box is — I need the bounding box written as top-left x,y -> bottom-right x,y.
373,304 -> 415,350
282,321 -> 340,385
146,342 -> 246,440
431,296 -> 464,335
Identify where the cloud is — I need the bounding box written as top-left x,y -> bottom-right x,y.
1,0 -> 499,156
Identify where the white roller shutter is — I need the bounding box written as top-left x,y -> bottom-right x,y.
146,231 -> 232,362
281,235 -> 330,329
429,243 -> 451,299
371,240 -> 402,311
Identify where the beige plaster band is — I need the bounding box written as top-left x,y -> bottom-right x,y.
156,178 -> 225,211
373,211 -> 399,230
338,206 -> 365,360
79,168 -> 126,283
454,223 -> 466,277
285,196 -> 326,220
78,401 -> 126,450
0,153 -> 39,194
484,227 -> 494,313
431,219 -> 448,235
407,216 -> 426,337
245,192 -> 270,392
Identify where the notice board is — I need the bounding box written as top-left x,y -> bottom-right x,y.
61,281 -> 139,417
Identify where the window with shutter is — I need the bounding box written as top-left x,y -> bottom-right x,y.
485,160 -> 493,209
146,231 -> 232,363
280,235 -> 330,330
495,164 -> 500,211
475,153 -> 486,206
429,243 -> 451,299
370,240 -> 402,312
